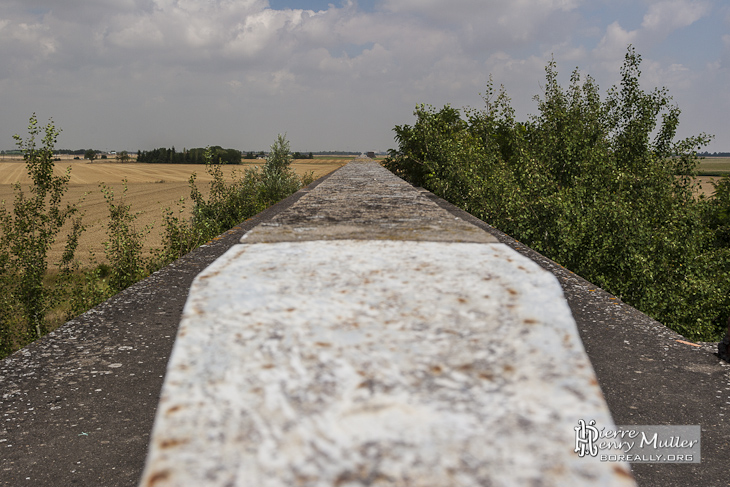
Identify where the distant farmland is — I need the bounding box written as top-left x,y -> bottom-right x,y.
696,157 -> 730,197
698,157 -> 730,175
0,158 -> 348,265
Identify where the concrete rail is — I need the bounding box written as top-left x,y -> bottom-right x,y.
139,160 -> 636,486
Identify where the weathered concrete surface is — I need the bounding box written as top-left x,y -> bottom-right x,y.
140,160 -> 634,486
141,241 -> 632,487
243,160 -> 497,243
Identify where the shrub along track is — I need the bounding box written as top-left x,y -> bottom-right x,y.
0,161 -> 344,266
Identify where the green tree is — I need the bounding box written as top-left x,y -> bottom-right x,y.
84,149 -> 97,161
265,135 -> 292,172
259,134 -> 301,206
385,46 -> 726,340
706,175 -> 730,248
101,181 -> 149,293
0,114 -> 83,344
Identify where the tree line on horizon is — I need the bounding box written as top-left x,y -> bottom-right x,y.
2,149 -> 371,159
698,152 -> 730,157
136,146 -> 242,165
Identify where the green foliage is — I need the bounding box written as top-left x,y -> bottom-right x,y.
158,135 -> 310,264
191,149 -> 259,232
0,114 -> 83,354
65,264 -> 110,322
84,149 -> 98,161
265,134 -> 292,173
157,197 -> 206,266
101,181 -> 150,293
259,134 -> 302,206
706,176 -> 730,248
386,46 -> 727,341
1,127 -> 310,359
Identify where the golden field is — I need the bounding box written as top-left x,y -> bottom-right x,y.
698,157 -> 730,174
695,176 -> 722,197
0,159 -> 348,266
695,157 -> 730,197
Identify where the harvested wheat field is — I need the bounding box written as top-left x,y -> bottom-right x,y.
0,159 -> 347,266
695,176 -> 721,197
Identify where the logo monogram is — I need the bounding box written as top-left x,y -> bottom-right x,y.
574,419 -> 599,457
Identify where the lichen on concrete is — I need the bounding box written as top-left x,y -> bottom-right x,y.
242,160 -> 497,244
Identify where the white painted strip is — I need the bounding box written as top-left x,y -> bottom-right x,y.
140,240 -> 635,486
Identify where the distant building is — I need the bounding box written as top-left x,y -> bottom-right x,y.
366,152 -> 376,159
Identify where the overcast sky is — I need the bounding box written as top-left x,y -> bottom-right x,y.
1,0 -> 728,152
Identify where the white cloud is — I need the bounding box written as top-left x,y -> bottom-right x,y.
586,0 -> 713,85
107,15 -> 165,49
0,19 -> 58,76
641,59 -> 697,91
641,0 -> 710,33
380,0 -> 579,23
592,21 -> 639,66
378,0 -> 583,51
0,0 -> 726,151
721,33 -> 730,69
